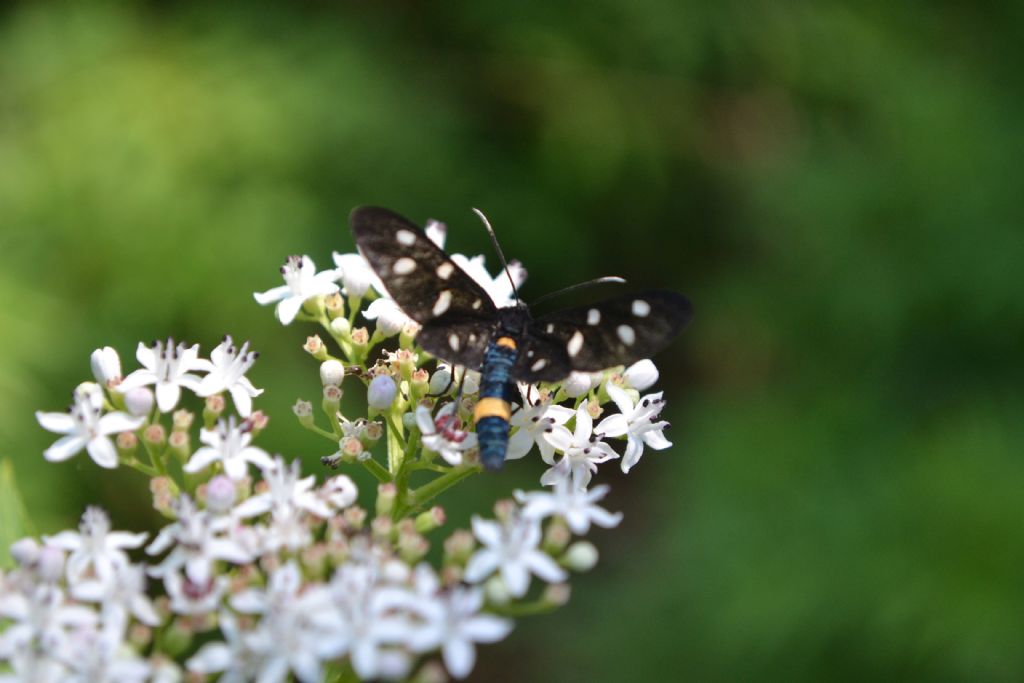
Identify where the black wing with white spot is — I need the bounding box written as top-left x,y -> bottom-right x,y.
350,206 -> 499,364
524,289 -> 693,374
510,334 -> 573,383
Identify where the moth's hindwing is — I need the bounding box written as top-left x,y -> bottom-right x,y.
510,335 -> 572,383
525,289 -> 693,375
417,313 -> 494,368
350,206 -> 498,324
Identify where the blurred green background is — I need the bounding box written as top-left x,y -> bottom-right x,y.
2,2 -> 1023,681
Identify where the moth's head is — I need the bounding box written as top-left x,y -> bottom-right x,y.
497,302 -> 532,335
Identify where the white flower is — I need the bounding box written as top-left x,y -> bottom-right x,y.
254,255 -> 340,325
597,383 -> 672,473
162,570 -> 228,616
44,508 -> 147,586
36,387 -> 144,469
450,253 -> 526,308
71,563 -> 161,635
506,395 -> 574,461
561,371 -> 594,398
408,582 -> 512,679
320,475 -> 359,510
331,251 -> 385,299
363,297 -> 412,337
187,611 -> 264,682
0,584 -> 97,667
515,474 -> 623,534
233,456 -> 334,520
623,358 -> 659,391
326,560 -> 415,681
416,404 -> 478,466
195,336 -> 263,416
118,339 -> 213,413
431,364 -> 480,396
463,514 -> 566,598
184,417 -> 274,480
146,497 -> 252,585
541,405 -> 619,489
54,619 -> 151,683
229,563 -> 344,683
90,347 -> 122,391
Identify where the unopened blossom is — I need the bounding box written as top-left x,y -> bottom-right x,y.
416,404 -> 478,466
44,507 -> 147,585
463,514 -> 566,598
623,359 -> 659,391
562,371 -> 594,398
233,456 -> 333,520
71,563 -> 160,634
184,416 -> 273,481
118,339 -> 212,413
229,562 -> 346,683
319,359 -> 345,386
363,297 -> 412,337
90,347 -> 122,391
147,497 -> 252,585
195,336 -> 263,417
597,383 -> 672,473
367,375 -> 398,410
541,405 -> 619,489
515,472 -> 623,535
36,386 -> 144,469
506,393 -> 574,461
407,576 -> 512,679
254,255 -> 340,325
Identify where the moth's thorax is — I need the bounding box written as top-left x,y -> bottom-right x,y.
496,304 -> 532,338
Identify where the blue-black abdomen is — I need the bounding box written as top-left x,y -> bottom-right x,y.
474,337 -> 518,470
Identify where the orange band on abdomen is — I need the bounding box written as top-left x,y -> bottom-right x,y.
473,397 -> 512,424
496,336 -> 517,350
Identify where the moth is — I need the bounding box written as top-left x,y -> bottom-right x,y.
350,206 -> 693,470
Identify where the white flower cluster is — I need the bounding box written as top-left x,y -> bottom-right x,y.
6,214 -> 679,682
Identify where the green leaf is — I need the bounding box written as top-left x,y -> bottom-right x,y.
0,459 -> 33,568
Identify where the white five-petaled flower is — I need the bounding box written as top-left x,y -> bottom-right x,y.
0,584 -> 97,666
184,416 -> 274,480
541,404 -> 619,489
36,385 -> 144,469
450,253 -> 527,308
70,563 -> 161,636
44,507 -> 148,586
463,514 -> 567,598
146,497 -> 252,585
362,297 -> 412,337
162,570 -> 228,616
233,456 -> 334,519
506,393 -> 575,461
515,472 -> 623,534
597,383 -> 672,473
228,562 -> 344,683
195,336 -> 263,416
406,576 -> 513,680
331,252 -> 385,299
118,339 -> 213,413
416,404 -> 478,466
254,255 -> 340,325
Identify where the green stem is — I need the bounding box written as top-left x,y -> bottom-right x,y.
406,465 -> 481,513
488,599 -> 561,617
361,457 -> 392,483
122,458 -> 160,478
303,422 -> 340,443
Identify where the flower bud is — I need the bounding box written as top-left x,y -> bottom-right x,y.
376,483 -> 397,518
172,410 -> 194,431
586,397 -> 603,420
371,516 -> 393,540
124,387 -> 154,417
116,431 -> 139,454
402,411 -> 418,430
415,506 -> 446,534
249,410 -> 269,433
399,320 -> 421,349
320,360 -> 346,387
205,475 -> 237,513
322,384 -> 343,416
443,529 -> 475,565
484,575 -> 511,605
91,346 -> 123,389
10,537 -> 40,566
344,506 -> 367,531
542,583 -> 571,607
367,375 -> 398,410
329,317 -> 351,337
563,541 -> 599,572
37,545 -> 66,583
563,372 -> 592,398
398,532 -> 429,564
493,499 -> 516,522
324,292 -> 345,319
543,518 -> 571,554
167,430 -> 190,462
411,661 -> 448,683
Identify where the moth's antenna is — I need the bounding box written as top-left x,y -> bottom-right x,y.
531,276 -> 627,306
472,208 -> 520,304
